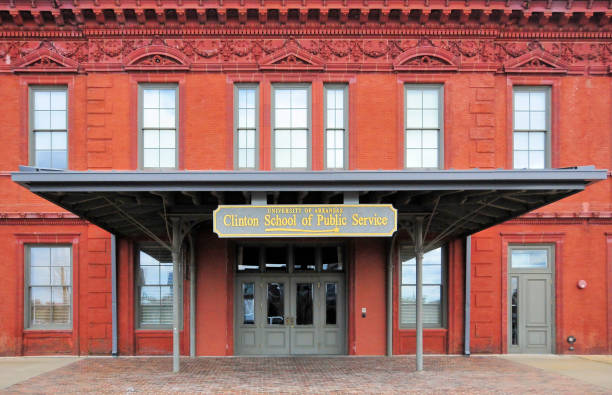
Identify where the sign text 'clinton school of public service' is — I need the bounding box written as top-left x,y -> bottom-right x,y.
213,204 -> 397,238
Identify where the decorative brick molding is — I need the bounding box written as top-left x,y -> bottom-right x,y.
0,212 -> 86,226
1,36 -> 612,75
506,212 -> 612,225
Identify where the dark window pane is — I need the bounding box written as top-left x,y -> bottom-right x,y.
265,247 -> 287,272
322,246 -> 343,271
325,283 -> 337,325
296,283 -> 313,325
294,247 -> 316,271
511,277 -> 518,346
238,246 -> 260,272
267,282 -> 284,325
243,283 -> 255,325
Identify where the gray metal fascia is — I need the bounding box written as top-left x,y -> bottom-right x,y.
11,169 -> 607,193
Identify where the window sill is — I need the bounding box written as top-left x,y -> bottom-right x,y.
23,329 -> 73,336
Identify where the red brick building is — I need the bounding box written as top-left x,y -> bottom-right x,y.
0,0 -> 611,369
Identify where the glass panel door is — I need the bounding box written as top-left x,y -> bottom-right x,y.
262,278 -> 290,354
290,278 -> 317,354
295,283 -> 313,325
267,282 -> 285,325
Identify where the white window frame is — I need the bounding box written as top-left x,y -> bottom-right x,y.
404,84 -> 444,169
324,84 -> 349,170
512,86 -> 551,169
29,85 -> 69,169
271,84 -> 311,170
234,84 -> 259,169
25,244 -> 73,330
138,83 -> 179,170
399,246 -> 446,329
135,245 -> 175,330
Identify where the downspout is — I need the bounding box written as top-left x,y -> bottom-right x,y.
386,233 -> 397,356
464,235 -> 472,356
111,234 -> 118,357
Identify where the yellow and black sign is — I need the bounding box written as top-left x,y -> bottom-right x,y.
213,204 -> 397,238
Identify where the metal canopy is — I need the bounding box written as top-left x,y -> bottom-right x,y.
10,165 -> 608,372
12,166 -> 607,246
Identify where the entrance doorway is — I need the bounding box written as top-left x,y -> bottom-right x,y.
508,245 -> 555,353
234,244 -> 346,355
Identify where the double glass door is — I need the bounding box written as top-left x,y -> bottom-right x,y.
235,275 -> 345,355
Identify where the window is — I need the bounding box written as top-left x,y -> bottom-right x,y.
510,246 -> 549,269
235,85 -> 258,169
513,87 -> 550,169
140,85 -> 178,169
324,85 -> 348,169
236,244 -> 344,273
272,85 -> 310,169
30,86 -> 68,169
400,247 -> 444,328
26,245 -> 72,329
136,246 -> 173,328
405,85 -> 443,168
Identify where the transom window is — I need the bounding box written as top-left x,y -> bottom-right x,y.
325,85 -> 348,169
136,246 -> 174,328
510,247 -> 549,269
26,245 -> 72,329
236,244 -> 343,273
513,87 -> 550,169
400,247 -> 444,328
235,85 -> 258,169
273,86 -> 310,169
405,85 -> 443,168
30,87 -> 68,169
140,85 -> 178,169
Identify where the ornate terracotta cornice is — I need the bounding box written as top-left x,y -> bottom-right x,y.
2,35 -> 612,75
1,1 -> 612,32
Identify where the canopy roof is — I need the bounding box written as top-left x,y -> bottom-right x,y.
12,166 -> 607,247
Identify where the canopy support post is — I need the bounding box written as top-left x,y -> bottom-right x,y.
414,216 -> 425,372
171,218 -> 181,373
386,233 -> 397,356
189,234 -> 196,358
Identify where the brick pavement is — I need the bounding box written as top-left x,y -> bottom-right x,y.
2,356 -> 609,394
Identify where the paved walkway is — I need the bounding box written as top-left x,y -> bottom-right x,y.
501,354 -> 612,391
0,357 -> 81,390
1,355 -> 611,394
